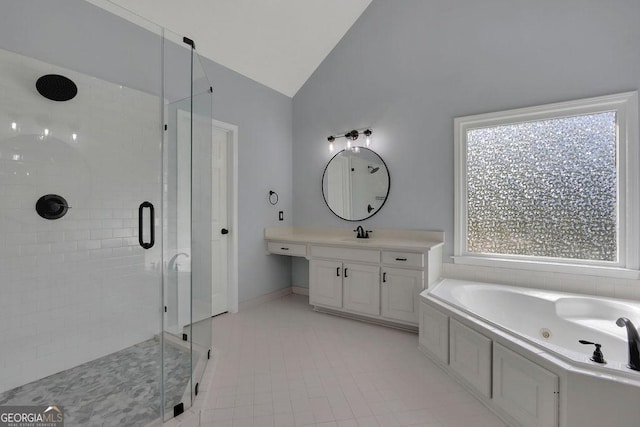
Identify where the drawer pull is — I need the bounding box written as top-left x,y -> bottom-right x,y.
383,272 -> 387,283
395,257 -> 407,261
280,247 -> 289,250
336,267 -> 340,277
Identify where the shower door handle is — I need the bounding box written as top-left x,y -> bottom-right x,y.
138,201 -> 155,249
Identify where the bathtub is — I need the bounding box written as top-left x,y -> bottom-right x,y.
419,278 -> 640,427
429,279 -> 640,376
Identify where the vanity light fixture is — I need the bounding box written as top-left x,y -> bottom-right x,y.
327,129 -> 373,152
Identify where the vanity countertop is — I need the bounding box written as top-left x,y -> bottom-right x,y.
264,226 -> 444,252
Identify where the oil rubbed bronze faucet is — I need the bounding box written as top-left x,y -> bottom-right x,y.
616,317 -> 640,371
353,226 -> 372,239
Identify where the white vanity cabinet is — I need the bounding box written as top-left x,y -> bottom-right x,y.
309,259 -> 380,315
265,227 -> 444,329
309,246 -> 382,318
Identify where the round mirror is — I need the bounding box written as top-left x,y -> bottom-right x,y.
322,148 -> 390,221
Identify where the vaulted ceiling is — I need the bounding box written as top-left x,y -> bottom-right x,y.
103,0 -> 372,97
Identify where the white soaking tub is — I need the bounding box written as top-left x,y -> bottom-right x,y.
419,278 -> 640,427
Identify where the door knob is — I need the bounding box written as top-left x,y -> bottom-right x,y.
221,228 -> 229,235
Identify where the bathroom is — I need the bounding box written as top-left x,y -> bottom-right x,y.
1,0 -> 639,426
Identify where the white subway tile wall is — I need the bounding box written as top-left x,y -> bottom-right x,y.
0,48 -> 162,392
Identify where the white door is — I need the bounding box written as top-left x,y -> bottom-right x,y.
211,125 -> 229,316
310,259 -> 343,308
342,263 -> 380,316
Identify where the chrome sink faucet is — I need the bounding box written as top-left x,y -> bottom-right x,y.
616,317 -> 640,371
353,226 -> 372,239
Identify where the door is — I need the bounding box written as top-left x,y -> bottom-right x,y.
310,259 -> 343,308
343,263 -> 380,315
211,124 -> 229,316
381,267 -> 423,323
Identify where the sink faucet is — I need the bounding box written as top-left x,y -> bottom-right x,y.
353,226 -> 372,239
616,317 -> 640,371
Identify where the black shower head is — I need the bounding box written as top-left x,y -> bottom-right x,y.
368,166 -> 380,174
36,74 -> 77,101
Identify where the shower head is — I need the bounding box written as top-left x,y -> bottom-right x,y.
368,166 -> 380,174
36,74 -> 77,101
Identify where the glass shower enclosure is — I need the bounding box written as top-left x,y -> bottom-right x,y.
0,0 -> 212,425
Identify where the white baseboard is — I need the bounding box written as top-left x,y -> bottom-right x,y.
238,287 -> 292,311
292,286 -> 309,296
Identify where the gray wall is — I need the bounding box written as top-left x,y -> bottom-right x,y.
291,0 -> 640,287
204,60 -> 293,303
0,0 -> 293,304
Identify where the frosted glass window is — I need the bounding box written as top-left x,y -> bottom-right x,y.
466,112 -> 617,262
455,92 -> 639,272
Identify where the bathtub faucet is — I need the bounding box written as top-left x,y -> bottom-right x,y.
616,317 -> 640,371
168,252 -> 189,271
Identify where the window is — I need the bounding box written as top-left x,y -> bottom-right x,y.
454,92 -> 639,274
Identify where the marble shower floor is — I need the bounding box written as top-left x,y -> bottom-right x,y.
0,337 -> 191,427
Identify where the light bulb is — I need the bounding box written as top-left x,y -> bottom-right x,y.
11,122 -> 17,131
72,133 -> 77,141
347,139 -> 351,149
366,135 -> 371,147
44,128 -> 49,136
329,141 -> 334,152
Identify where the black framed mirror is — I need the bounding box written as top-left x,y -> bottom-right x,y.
322,147 -> 390,221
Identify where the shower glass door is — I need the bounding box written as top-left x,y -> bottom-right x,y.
162,30 -> 213,419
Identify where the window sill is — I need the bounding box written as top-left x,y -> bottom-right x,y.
452,255 -> 640,280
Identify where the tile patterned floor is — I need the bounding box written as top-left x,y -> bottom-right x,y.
203,294 -> 506,427
0,337 -> 191,426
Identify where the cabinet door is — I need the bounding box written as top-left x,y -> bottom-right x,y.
449,319 -> 492,398
381,267 -> 423,324
342,263 -> 380,316
493,343 -> 558,427
310,260 -> 343,308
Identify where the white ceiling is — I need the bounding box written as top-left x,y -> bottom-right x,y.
104,0 -> 372,97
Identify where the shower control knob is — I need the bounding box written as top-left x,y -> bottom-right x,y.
221,228 -> 229,235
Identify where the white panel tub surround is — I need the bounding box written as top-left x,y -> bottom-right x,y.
418,279 -> 640,427
449,319 -> 492,398
265,227 -> 444,329
418,302 -> 449,364
493,343 -> 559,427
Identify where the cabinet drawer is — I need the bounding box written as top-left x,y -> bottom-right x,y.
382,251 -> 423,268
267,241 -> 306,257
310,245 -> 380,263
